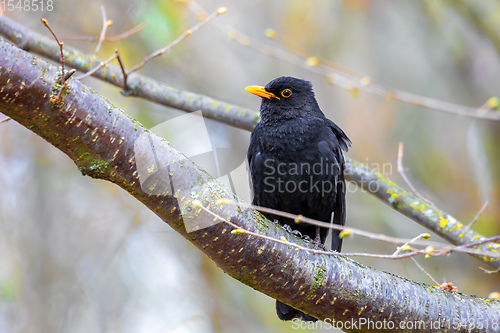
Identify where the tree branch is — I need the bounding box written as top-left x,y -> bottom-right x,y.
0,15 -> 498,270
344,159 -> 500,269
1,35 -> 500,332
0,16 -> 259,131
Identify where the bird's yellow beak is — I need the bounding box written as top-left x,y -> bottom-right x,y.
245,86 -> 280,100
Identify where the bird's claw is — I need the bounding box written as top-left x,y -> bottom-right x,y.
313,240 -> 327,251
315,239 -> 327,251
303,235 -> 327,250
302,234 -> 313,243
283,224 -> 303,238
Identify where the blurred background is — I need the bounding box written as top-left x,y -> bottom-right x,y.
1,0 -> 499,332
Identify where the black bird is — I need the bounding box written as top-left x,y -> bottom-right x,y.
245,76 -> 351,322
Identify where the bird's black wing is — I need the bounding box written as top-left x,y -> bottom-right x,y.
327,119 -> 351,153
246,126 -> 264,206
331,146 -> 346,251
326,119 -> 350,251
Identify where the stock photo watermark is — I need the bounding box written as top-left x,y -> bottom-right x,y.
133,111 -> 394,233
1,0 -> 53,11
261,158 -> 393,197
292,317 -> 499,331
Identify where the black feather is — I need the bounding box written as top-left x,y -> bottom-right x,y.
246,76 -> 350,322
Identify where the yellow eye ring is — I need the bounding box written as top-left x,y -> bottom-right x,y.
281,89 -> 292,98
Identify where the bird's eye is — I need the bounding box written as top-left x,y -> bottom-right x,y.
281,89 -> 292,98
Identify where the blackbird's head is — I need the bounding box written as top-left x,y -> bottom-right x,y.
245,76 -> 322,119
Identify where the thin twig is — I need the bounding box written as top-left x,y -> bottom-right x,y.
115,50 -> 128,91
41,18 -> 67,103
75,51 -> 118,80
195,200 -> 421,260
219,200 -> 500,259
271,29 -> 500,121
127,7 -> 227,74
411,257 -> 441,286
229,199 -> 416,243
0,117 -> 11,124
393,233 -> 429,256
397,142 -> 433,204
463,201 -> 488,231
185,0 -> 500,121
455,235 -> 500,249
411,256 -> 458,292
479,267 -> 500,274
94,5 -> 111,55
106,22 -> 146,41
59,22 -> 146,42
269,29 -> 357,76
111,74 -> 121,86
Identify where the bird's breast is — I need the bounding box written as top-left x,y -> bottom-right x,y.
258,118 -> 320,153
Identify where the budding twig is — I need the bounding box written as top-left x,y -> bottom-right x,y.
105,22 -> 146,42
220,199 -> 500,259
59,22 -> 146,42
95,5 -> 112,55
397,142 -> 432,204
185,0 -> 500,121
269,29 -> 500,121
41,18 -> 68,103
393,233 -> 430,256
192,199 -> 500,260
410,257 -> 441,286
127,7 -> 227,74
75,51 -> 118,80
195,200 -> 420,260
412,257 -> 459,292
115,50 -> 128,91
266,29 -> 356,76
463,201 -> 488,231
455,235 -> 500,250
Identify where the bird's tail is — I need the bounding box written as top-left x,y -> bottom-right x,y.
276,300 -> 318,322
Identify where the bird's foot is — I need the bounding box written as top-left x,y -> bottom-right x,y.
314,240 -> 327,251
302,235 -> 327,250
283,224 -> 303,238
302,235 -> 313,243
